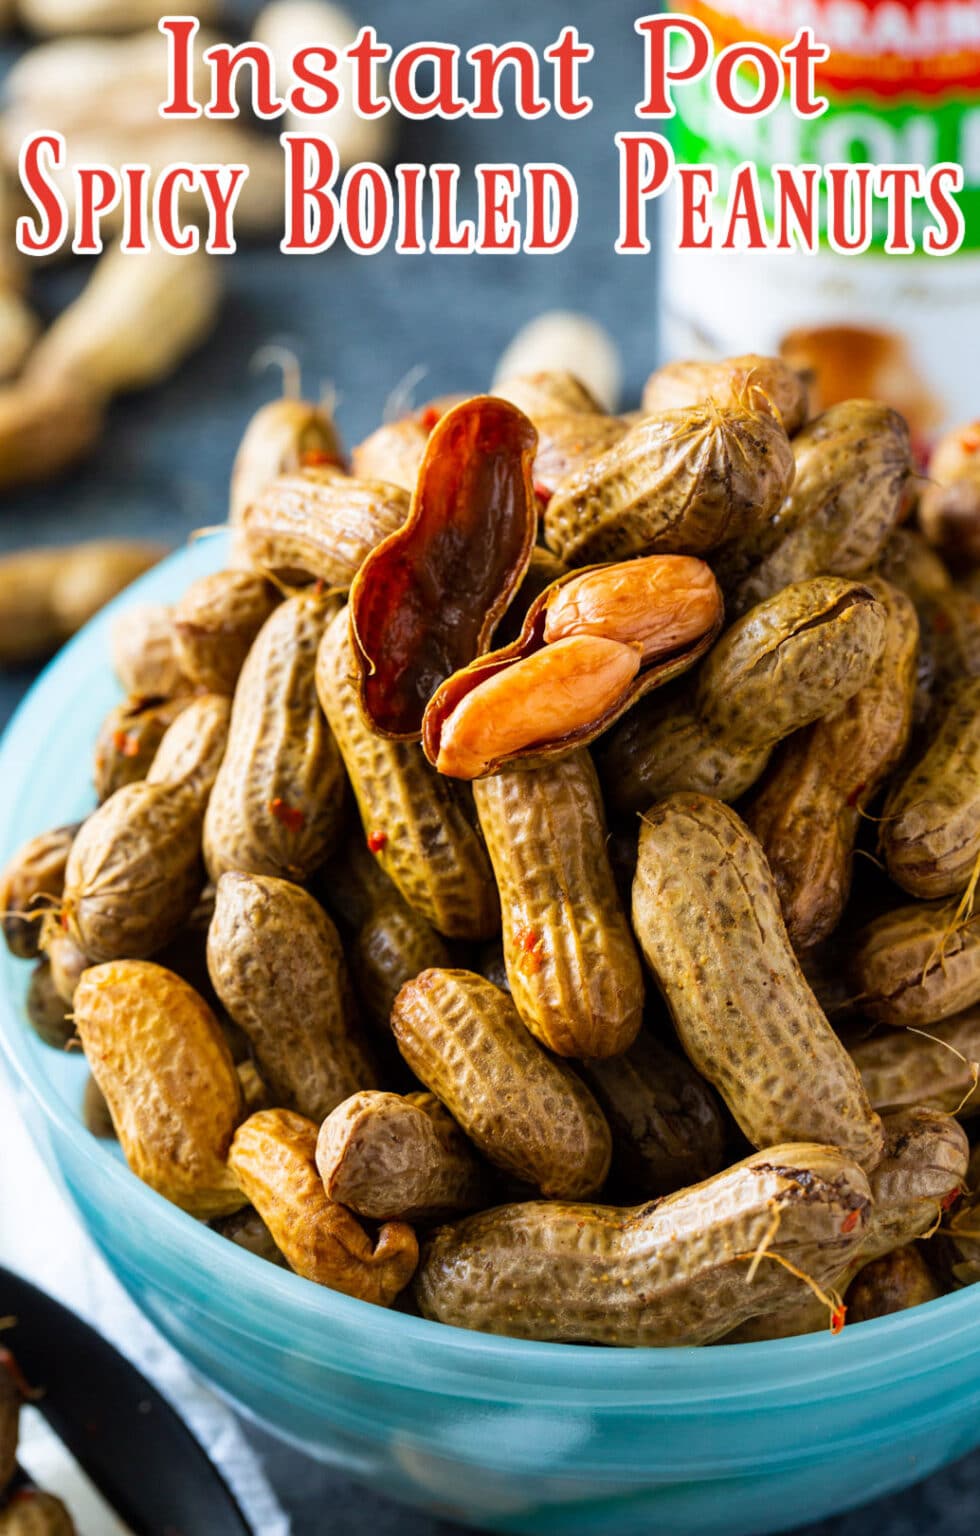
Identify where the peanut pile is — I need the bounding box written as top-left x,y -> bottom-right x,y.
5,358 -> 980,1347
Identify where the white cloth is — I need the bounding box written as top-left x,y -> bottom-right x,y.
0,1065 -> 291,1536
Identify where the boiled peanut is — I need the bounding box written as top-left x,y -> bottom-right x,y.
315,822 -> 403,931
74,961 -> 244,1218
632,794 -> 884,1169
847,1245 -> 941,1323
415,1144 -> 871,1345
744,578 -> 918,950
532,412 -> 628,498
0,541 -> 163,665
239,465 -> 410,588
728,400 -> 911,615
641,353 -> 809,435
207,872 -> 375,1122
849,1012 -> 980,1118
696,577 -> 886,751
93,694 -> 190,801
81,1072 -> 115,1139
542,555 -> 722,663
580,1028 -> 728,1197
940,1144 -> 980,1287
392,969 -> 612,1199
349,397 -> 462,494
39,914 -> 87,1004
544,398 -> 795,566
316,608 -> 499,940
0,1490 -> 76,1535
473,752 -> 643,1058
228,1108 -> 418,1304
881,676 -> 980,899
204,591 -> 344,883
64,694 -> 229,960
316,1090 -> 487,1222
0,823 -> 77,958
600,691 -> 771,815
229,396 -> 344,526
492,370 -> 601,422
849,900 -> 980,1026
25,962 -> 73,1049
351,899 -> 452,1031
494,314 -> 621,412
496,546 -> 568,646
173,570 -> 279,694
212,1205 -> 286,1267
877,528 -> 953,609
919,420 -> 980,564
110,602 -> 184,697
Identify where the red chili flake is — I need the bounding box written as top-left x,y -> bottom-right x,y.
420,406 -> 441,432
933,609 -> 953,635
845,782 -> 867,809
300,449 -> 342,469
112,730 -> 141,759
312,578 -> 326,597
840,1209 -> 860,1234
960,425 -> 980,454
830,1303 -> 846,1336
268,798 -> 306,833
367,829 -> 388,854
533,481 -> 553,508
516,926 -> 543,974
942,1186 -> 962,1212
11,1489 -> 37,1505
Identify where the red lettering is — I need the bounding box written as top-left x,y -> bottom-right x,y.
159,17 -> 202,117
634,16 -> 711,117
544,27 -> 593,118
281,133 -> 339,252
615,132 -> 673,252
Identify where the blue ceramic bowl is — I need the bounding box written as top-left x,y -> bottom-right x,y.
3,536 -> 980,1536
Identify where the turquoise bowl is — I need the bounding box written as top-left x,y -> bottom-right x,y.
2,536 -> 980,1536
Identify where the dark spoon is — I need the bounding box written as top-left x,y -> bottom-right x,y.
0,1265 -> 252,1536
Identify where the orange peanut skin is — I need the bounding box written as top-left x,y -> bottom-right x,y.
228,1109 -> 418,1306
74,961 -> 245,1219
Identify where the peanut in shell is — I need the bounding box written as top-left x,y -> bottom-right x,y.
640,353 -> 809,435
849,899 -> 980,1026
92,694 -> 191,802
73,961 -> 245,1218
228,1108 -> 418,1305
849,1010 -> 980,1119
229,396 -> 344,526
207,872 -> 375,1122
172,568 -> 279,695
415,1144 -> 871,1346
0,823 -> 77,959
847,1245 -> 942,1323
473,751 -> 643,1059
391,968 -> 612,1199
351,899 -> 452,1031
239,464 -> 410,588
632,794 -> 884,1170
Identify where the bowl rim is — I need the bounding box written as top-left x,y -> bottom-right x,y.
2,532 -> 979,1404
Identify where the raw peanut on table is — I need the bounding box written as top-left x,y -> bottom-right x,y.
632,794 -> 884,1170
316,609 -> 499,941
919,419 -> 980,564
473,752 -> 643,1058
239,464 -> 410,588
0,1489 -> 76,1534
229,395 -> 344,526
695,577 -> 887,751
316,1090 -> 487,1223
351,899 -> 452,1032
641,353 -> 809,436
228,1109 -> 418,1305
579,1028 -> 728,1197
204,590 -> 345,884
846,1245 -> 942,1323
64,693 -> 229,961
744,578 -> 918,950
350,396 -> 538,739
172,570 -> 279,694
73,961 -> 245,1218
424,555 -> 722,778
0,823 -> 77,959
25,962 -> 73,1050
392,968 -> 612,1199
92,694 -> 191,802
25,244 -> 220,399
543,396 -> 795,566
849,899 -> 980,1026
0,540 -> 163,665
212,1205 -> 286,1267
880,676 -> 980,899
207,872 -> 375,1122
727,400 -> 911,615
491,370 -> 601,423
728,1108 -> 966,1340
415,1144 -> 871,1346
110,602 -> 185,697
848,1011 -> 980,1118
0,377 -> 104,494
81,1072 -> 115,1139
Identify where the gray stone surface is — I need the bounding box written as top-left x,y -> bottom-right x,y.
1,2 -> 976,1530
